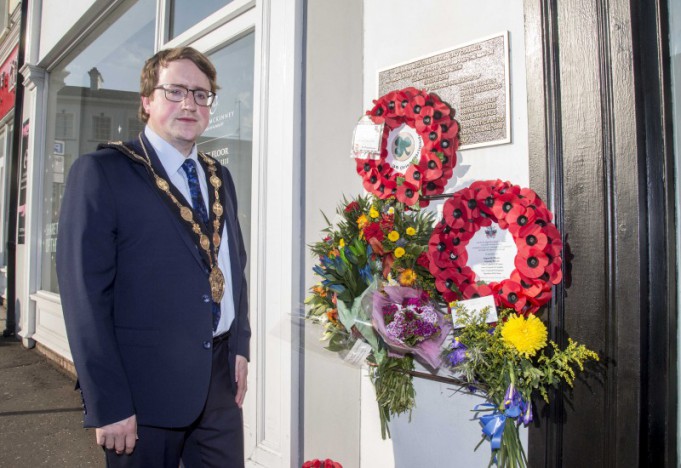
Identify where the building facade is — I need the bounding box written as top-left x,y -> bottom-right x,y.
4,0 -> 680,467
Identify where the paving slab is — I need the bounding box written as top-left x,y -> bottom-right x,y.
0,335 -> 103,467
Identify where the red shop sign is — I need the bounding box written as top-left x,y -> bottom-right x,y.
0,45 -> 18,120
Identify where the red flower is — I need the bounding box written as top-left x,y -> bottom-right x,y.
416,251 -> 430,269
515,248 -> 549,279
414,105 -> 436,133
516,224 -> 548,251
403,165 -> 424,188
363,222 -> 384,242
379,215 -> 394,232
395,182 -> 419,205
344,201 -> 360,213
462,282 -> 493,299
496,279 -> 527,312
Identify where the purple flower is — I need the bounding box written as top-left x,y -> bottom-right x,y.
521,403 -> 533,425
447,338 -> 467,366
403,297 -> 421,307
503,383 -> 529,422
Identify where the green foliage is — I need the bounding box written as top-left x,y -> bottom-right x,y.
447,306 -> 599,408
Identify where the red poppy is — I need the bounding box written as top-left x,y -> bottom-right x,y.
423,152 -> 444,180
516,223 -> 548,251
496,279 -> 527,312
414,105 -> 436,133
515,248 -> 549,279
395,182 -> 420,205
462,282 -> 493,299
435,269 -> 468,302
403,165 -> 424,188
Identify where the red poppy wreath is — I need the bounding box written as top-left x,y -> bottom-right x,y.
355,87 -> 460,207
428,180 -> 563,315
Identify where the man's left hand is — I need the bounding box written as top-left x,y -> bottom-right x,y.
235,355 -> 248,408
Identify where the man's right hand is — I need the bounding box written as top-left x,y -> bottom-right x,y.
95,414 -> 138,455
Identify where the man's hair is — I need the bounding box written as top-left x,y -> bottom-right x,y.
139,46 -> 218,122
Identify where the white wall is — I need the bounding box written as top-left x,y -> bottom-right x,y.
303,2 -> 366,467
362,1 -> 529,466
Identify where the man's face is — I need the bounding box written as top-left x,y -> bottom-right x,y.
141,59 -> 212,155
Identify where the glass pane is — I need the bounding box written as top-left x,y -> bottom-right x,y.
169,0 -> 234,39
198,33 -> 255,266
42,0 -> 155,293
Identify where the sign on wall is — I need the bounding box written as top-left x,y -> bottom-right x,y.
378,32 -> 510,149
0,45 -> 18,120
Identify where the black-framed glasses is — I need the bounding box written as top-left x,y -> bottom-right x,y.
153,84 -> 216,107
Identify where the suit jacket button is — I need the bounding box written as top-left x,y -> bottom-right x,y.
203,341 -> 211,349
202,294 -> 210,303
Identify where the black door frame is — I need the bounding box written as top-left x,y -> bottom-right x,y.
524,0 -> 677,466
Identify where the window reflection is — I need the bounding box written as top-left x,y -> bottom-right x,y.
169,0 -> 234,39
42,0 -> 155,293
198,33 -> 255,266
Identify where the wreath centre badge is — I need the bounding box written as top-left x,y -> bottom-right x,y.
386,123 -> 424,174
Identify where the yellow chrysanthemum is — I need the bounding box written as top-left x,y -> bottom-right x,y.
394,247 -> 406,258
387,207 -> 395,215
339,238 -> 345,248
388,230 -> 400,242
357,214 -> 369,229
501,314 -> 548,358
369,207 -> 380,219
398,268 -> 417,286
406,227 -> 416,236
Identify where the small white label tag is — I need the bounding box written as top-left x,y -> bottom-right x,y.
341,339 -> 373,367
351,116 -> 383,160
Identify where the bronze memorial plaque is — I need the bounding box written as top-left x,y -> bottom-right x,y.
378,32 -> 510,149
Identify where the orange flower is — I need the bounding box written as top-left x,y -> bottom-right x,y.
398,268 -> 417,286
326,309 -> 339,324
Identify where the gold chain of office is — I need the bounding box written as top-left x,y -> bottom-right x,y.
110,135 -> 226,303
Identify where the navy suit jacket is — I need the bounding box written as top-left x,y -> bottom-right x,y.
56,134 -> 250,428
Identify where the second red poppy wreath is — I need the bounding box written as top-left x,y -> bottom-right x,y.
428,179 -> 563,314
355,87 -> 460,207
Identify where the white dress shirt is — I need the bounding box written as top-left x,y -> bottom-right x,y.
144,126 -> 235,336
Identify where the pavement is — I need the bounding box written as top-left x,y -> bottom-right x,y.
0,314 -> 102,467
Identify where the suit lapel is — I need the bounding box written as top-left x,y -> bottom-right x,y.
125,135 -> 210,271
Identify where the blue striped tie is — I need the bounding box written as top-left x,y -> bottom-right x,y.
181,159 -> 221,331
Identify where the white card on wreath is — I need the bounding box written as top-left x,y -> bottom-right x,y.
451,295 -> 498,328
351,115 -> 383,160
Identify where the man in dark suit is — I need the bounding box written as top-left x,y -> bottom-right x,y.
56,46 -> 250,467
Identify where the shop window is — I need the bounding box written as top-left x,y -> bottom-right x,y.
40,0 -> 155,293
168,0 -> 234,39
198,32 -> 255,263
92,114 -> 112,140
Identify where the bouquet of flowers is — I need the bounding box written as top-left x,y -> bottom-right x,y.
306,194 -> 437,352
307,194 -> 441,438
444,305 -> 599,467
372,286 -> 449,369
